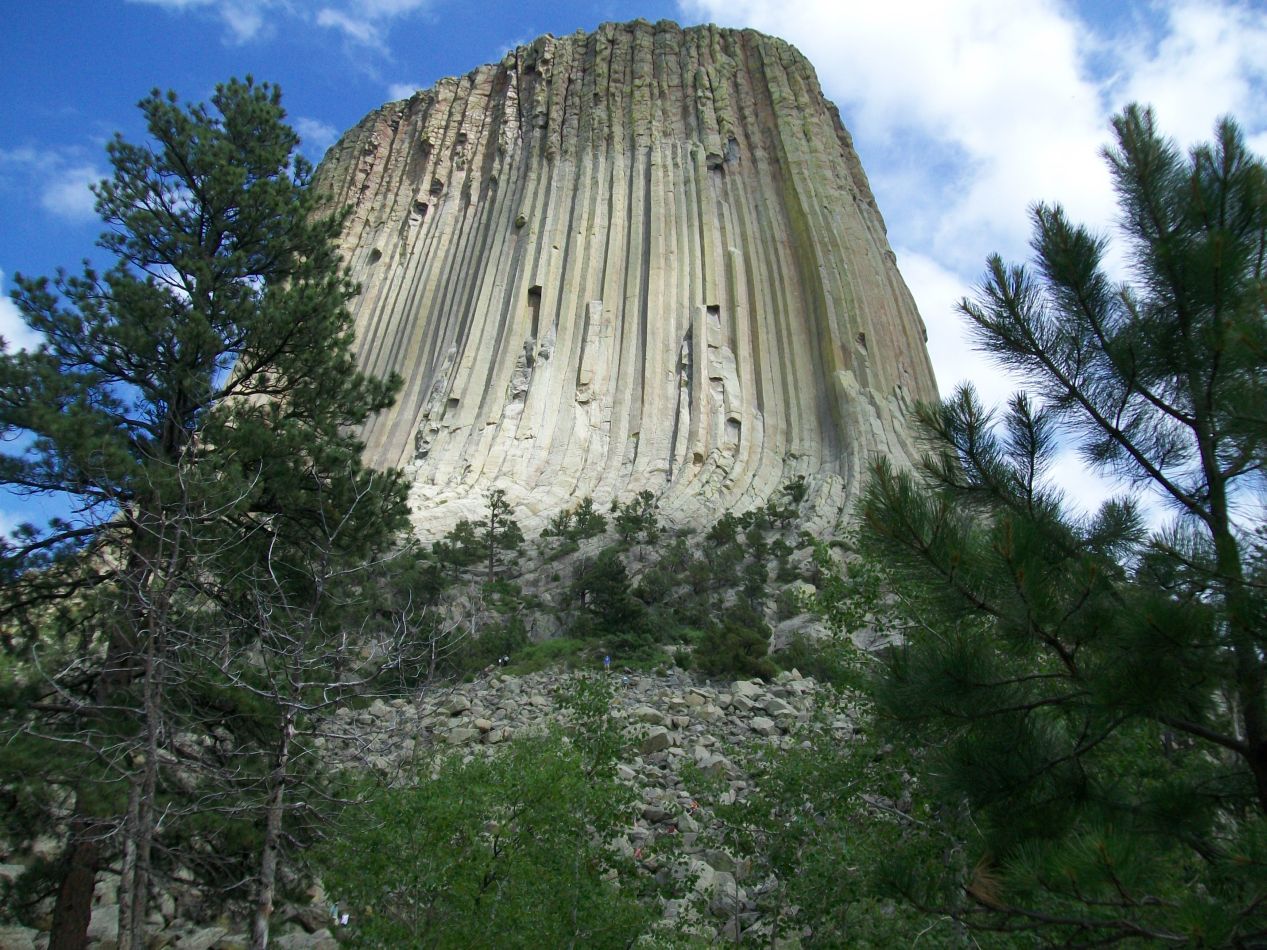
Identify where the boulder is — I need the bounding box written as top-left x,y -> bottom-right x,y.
731,680 -> 766,700
177,926 -> 228,950
87,905 -> 118,945
271,931 -> 339,950
749,716 -> 781,738
0,925 -> 39,950
630,706 -> 670,727
640,727 -> 674,755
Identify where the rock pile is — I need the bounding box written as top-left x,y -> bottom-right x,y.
322,664 -> 846,944
2,666 -> 846,948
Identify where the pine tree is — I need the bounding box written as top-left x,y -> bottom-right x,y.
0,78 -> 408,948
856,105 -> 1266,942
482,488 -> 524,580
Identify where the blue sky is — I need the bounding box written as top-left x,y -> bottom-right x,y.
2,0 -> 1265,531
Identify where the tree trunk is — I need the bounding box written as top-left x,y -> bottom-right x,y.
48,819 -> 98,950
122,610 -> 165,949
117,781 -> 140,948
126,750 -> 157,950
251,710 -> 295,950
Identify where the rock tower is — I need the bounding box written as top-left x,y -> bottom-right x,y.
314,20 -> 938,535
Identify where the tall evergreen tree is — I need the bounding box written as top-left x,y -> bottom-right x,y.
855,105 -> 1266,942
482,488 -> 524,580
0,78 -> 408,948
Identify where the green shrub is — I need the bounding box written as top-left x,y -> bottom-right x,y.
544,537 -> 579,562
610,490 -> 660,544
447,615 -> 530,679
541,496 -> 607,545
504,637 -> 591,675
705,512 -> 741,547
741,559 -> 769,606
568,547 -> 650,649
693,604 -> 775,680
770,631 -> 859,691
317,680 -> 654,947
774,584 -> 804,621
433,518 -> 484,568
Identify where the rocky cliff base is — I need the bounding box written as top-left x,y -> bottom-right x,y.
1,664 -> 851,948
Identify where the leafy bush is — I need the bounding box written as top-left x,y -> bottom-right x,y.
770,632 -> 859,691
318,678 -> 655,947
446,615 -> 530,679
433,518 -> 484,568
568,547 -> 651,650
692,604 -> 775,680
541,496 -> 607,544
705,512 -> 741,547
610,490 -> 660,544
503,637 -> 591,675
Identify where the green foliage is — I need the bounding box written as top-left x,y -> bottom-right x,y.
705,512 -> 741,547
541,495 -> 607,543
543,537 -> 579,562
618,496 -> 817,652
482,488 -> 524,579
0,77 -> 409,936
446,615 -> 530,679
502,637 -> 591,675
800,537 -> 886,641
739,558 -> 769,607
433,518 -> 485,569
770,632 -> 855,691
611,489 -> 660,544
0,78 -> 406,591
569,546 -> 651,649
773,585 -> 803,622
721,686 -> 975,947
433,491 -> 525,580
756,476 -> 807,529
692,603 -> 775,680
317,677 -> 656,948
846,106 -> 1267,942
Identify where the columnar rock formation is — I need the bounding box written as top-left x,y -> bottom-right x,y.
315,20 -> 938,534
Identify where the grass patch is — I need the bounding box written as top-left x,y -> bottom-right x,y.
504,638 -> 593,675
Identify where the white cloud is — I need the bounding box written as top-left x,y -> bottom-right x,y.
294,117 -> 339,157
387,82 -> 423,101
40,164 -> 104,221
221,4 -> 267,42
0,271 -> 43,353
678,0 -> 1112,255
0,508 -> 22,540
678,0 -> 1266,517
355,0 -> 430,16
705,0 -> 1118,272
497,32 -> 538,58
128,0 -> 433,46
1,148 -> 105,224
1044,447 -> 1130,519
678,0 -> 1267,375
316,7 -> 379,45
894,247 -> 1009,402
126,0 -> 281,43
1114,0 -> 1267,146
